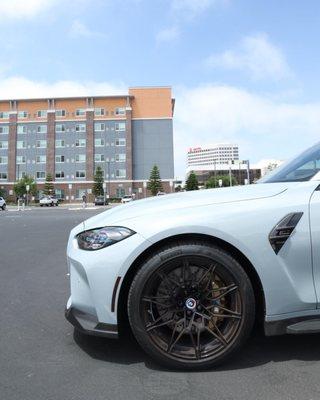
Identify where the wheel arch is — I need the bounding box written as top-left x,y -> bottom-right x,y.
117,233 -> 266,336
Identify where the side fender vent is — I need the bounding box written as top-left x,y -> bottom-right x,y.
269,212 -> 303,254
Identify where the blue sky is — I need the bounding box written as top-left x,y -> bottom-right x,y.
1,0 -> 320,176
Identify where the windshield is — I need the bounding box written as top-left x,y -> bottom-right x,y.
259,142 -> 320,183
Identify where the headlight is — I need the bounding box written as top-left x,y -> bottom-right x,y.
77,226 -> 135,251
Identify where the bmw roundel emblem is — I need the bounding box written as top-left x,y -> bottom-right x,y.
185,298 -> 197,310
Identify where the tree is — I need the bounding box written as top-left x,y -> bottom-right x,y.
205,174 -> 237,188
44,173 -> 54,195
0,188 -> 6,198
147,165 -> 163,196
185,171 -> 199,191
93,166 -> 104,196
14,175 -> 37,197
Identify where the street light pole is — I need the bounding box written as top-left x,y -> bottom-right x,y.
228,161 -> 232,187
68,183 -> 72,203
108,161 -> 111,199
246,160 -> 250,184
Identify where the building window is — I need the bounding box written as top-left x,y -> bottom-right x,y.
37,125 -> 47,133
116,188 -> 125,198
115,122 -> 126,131
17,171 -> 26,179
76,170 -> 86,178
55,139 -> 65,148
36,171 -> 46,179
55,155 -> 65,163
36,155 -> 46,164
115,107 -> 125,115
94,138 -> 105,147
94,122 -> 105,131
55,171 -> 65,179
115,154 -> 126,162
37,110 -> 47,118
18,111 -> 28,118
55,109 -> 66,117
55,188 -> 65,199
0,156 -> 8,164
75,123 -> 86,132
36,140 -> 47,148
0,172 -> 7,179
94,154 -> 105,162
0,126 -> 9,134
115,138 -> 126,146
0,141 -> 8,149
16,156 -> 25,164
94,108 -> 105,116
75,154 -> 86,163
56,124 -> 65,132
0,112 -> 9,119
17,140 -> 26,149
76,109 -> 86,116
17,125 -> 27,134
116,169 -> 126,178
76,139 -> 86,147
76,188 -> 87,199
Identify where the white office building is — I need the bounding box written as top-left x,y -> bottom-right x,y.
187,143 -> 239,168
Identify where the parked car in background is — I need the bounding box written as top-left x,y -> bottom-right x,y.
0,197 -> 6,210
94,196 -> 108,206
66,141 -> 320,370
121,195 -> 133,204
39,196 -> 59,207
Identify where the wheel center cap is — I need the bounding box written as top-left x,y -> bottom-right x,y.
185,298 -> 197,310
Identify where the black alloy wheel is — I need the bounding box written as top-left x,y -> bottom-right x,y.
128,242 -> 255,370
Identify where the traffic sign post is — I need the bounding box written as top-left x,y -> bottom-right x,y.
103,182 -> 107,203
143,181 -> 147,198
68,184 -> 72,203
26,185 -> 30,207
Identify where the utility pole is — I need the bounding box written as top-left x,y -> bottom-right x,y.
228,161 -> 232,186
246,160 -> 250,184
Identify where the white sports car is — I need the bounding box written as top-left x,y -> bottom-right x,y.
66,142 -> 320,370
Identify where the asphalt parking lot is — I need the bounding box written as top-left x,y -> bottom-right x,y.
1,208 -> 320,400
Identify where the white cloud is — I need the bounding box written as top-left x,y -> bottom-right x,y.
0,77 -> 126,99
0,0 -> 94,20
174,84 -> 320,176
0,0 -> 57,19
171,0 -> 224,19
162,0 -> 227,43
156,26 -> 180,43
205,33 -> 293,81
69,20 -> 107,39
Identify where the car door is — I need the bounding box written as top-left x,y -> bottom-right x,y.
309,183 -> 320,306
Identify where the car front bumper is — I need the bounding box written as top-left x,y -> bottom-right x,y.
65,302 -> 118,338
65,224 -> 150,330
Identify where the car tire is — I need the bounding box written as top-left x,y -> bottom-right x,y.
128,241 -> 255,370
2,205 -> 5,210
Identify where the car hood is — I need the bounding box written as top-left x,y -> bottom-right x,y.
84,182 -> 292,230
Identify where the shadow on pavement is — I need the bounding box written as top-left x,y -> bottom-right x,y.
74,328 -> 320,372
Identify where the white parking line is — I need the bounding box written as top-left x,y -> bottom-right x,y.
68,207 -> 99,210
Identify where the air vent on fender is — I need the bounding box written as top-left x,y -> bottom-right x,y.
269,212 -> 303,254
